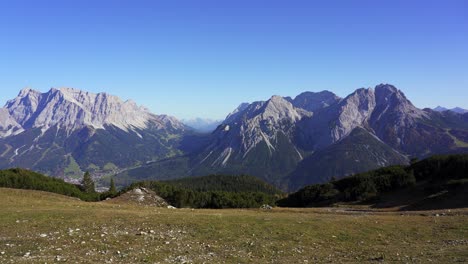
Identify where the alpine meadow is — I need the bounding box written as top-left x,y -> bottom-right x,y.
0,1 -> 467,263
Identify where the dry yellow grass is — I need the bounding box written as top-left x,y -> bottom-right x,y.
0,188 -> 467,263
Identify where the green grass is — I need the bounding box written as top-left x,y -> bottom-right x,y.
447,130 -> 468,148
0,188 -> 466,263
86,163 -> 100,172
63,155 -> 83,178
103,162 -> 118,172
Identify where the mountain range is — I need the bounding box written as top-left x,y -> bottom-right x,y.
181,118 -> 222,133
433,106 -> 468,114
0,87 -> 187,182
1,85 -> 468,190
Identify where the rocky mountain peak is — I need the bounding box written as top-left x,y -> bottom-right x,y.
434,106 -> 448,112
373,84 -> 426,120
225,102 -> 250,123
261,95 -> 307,123
17,87 -> 39,97
433,106 -> 468,114
2,87 -> 185,136
375,84 -> 405,105
0,87 -> 189,179
5,88 -> 42,125
452,107 -> 468,114
331,88 -> 376,142
206,95 -> 314,168
292,90 -> 340,112
375,83 -> 398,93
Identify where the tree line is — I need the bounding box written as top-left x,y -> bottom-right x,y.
0,168 -> 117,202
0,169 -> 280,208
125,178 -> 281,209
1,154 -> 466,208
277,154 -> 468,207
164,174 -> 283,195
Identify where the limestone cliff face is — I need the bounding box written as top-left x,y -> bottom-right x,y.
331,88 -> 376,142
0,108 -> 23,138
189,84 -> 467,188
196,85 -> 427,169
1,84 -> 466,190
292,90 -> 340,112
206,95 -> 312,167
0,87 -> 187,178
3,87 -> 184,136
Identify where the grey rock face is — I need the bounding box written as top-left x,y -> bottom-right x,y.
297,84 -> 431,149
207,95 -> 311,166
292,90 -> 340,112
0,108 -> 24,137
2,87 -> 184,137
0,87 -> 187,179
224,102 -> 250,123
296,87 -> 376,149
373,84 -> 426,121
331,88 -> 376,142
1,84 -> 466,190
198,84 -> 429,169
194,83 -> 468,188
369,84 -> 429,150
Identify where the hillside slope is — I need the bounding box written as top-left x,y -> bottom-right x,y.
0,188 -> 467,263
279,154 -> 468,210
288,127 -> 408,190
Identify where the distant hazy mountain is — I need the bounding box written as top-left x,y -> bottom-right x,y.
116,84 -> 468,190
434,106 -> 468,114
182,118 -> 222,133
0,87 -> 187,180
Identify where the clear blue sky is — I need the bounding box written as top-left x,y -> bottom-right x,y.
1,0 -> 467,119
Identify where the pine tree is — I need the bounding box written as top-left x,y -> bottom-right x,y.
109,177 -> 117,194
81,171 -> 95,193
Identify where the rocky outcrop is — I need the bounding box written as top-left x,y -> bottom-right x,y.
108,187 -> 169,207
0,108 -> 23,138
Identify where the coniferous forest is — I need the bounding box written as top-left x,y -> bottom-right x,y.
278,154 -> 468,209
1,154 -> 467,209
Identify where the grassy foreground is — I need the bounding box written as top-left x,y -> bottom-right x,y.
0,188 -> 467,263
